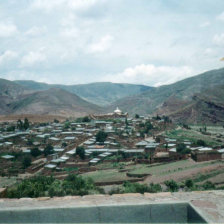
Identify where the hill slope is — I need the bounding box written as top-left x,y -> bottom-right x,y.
14,81 -> 152,106
8,88 -> 102,117
158,85 -> 224,124
0,79 -> 32,114
108,68 -> 224,115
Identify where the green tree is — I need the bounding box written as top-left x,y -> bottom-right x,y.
76,146 -> 85,160
185,179 -> 194,188
54,119 -> 59,123
196,139 -> 206,146
176,143 -> 190,154
44,144 -> 54,156
135,114 -> 140,119
17,119 -> 23,130
164,180 -> 179,192
82,116 -> 91,122
7,125 -> 15,132
31,147 -> 42,157
144,121 -> 153,133
96,130 -> 108,143
202,181 -> 215,190
24,118 -> 30,130
22,156 -> 31,168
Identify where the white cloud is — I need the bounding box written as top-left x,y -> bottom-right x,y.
67,0 -> 99,10
213,33 -> 224,46
88,35 -> 113,53
0,50 -> 17,65
25,26 -> 47,36
20,51 -> 46,67
31,0 -> 66,12
102,64 -> 194,86
217,11 -> 224,21
0,22 -> 17,37
60,27 -> 79,38
31,0 -> 101,12
199,21 -> 211,28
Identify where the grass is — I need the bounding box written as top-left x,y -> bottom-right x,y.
0,176 -> 18,188
81,169 -> 132,183
127,160 -> 191,175
165,128 -> 221,146
192,168 -> 224,183
127,160 -> 223,176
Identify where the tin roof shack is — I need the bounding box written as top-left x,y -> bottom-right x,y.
191,147 -> 222,162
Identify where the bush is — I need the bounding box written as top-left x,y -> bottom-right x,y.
176,143 -> 190,154
196,139 -> 206,147
122,182 -> 162,194
185,179 -> 194,188
164,180 -> 179,192
6,175 -> 99,198
96,130 -> 108,143
82,116 -> 91,122
22,156 -> 31,168
31,147 -> 42,157
44,144 -> 54,156
76,146 -> 85,160
202,181 -> 215,190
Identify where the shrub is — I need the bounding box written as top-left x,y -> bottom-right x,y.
202,181 -> 215,190
164,180 -> 179,192
76,146 -> 85,160
176,143 -> 190,154
196,139 -> 206,147
44,144 -> 54,156
22,156 -> 31,168
185,179 -> 194,188
96,130 -> 108,143
6,175 -> 98,198
31,147 -> 42,157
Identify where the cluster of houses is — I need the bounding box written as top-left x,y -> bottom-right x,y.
0,108 -> 224,179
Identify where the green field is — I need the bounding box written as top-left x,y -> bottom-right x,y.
81,159 -> 224,184
165,128 -> 222,146
81,169 -> 133,183
127,160 -> 223,176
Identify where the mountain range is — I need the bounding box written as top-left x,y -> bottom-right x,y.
0,67 -> 224,124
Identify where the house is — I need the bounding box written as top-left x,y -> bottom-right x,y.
191,147 -> 221,162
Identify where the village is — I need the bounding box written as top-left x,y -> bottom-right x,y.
0,108 -> 224,196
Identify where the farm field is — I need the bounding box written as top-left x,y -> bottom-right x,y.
165,128 -> 223,146
81,159 -> 224,187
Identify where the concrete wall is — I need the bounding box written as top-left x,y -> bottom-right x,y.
0,203 -> 206,223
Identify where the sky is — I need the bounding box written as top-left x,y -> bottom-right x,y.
0,0 -> 224,87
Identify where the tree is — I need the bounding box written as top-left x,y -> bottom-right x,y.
164,180 -> 179,192
176,143 -> 190,154
196,139 -> 206,146
96,130 -> 108,143
22,156 -> 31,168
185,179 -> 194,188
7,125 -> 15,132
31,147 -> 42,157
135,114 -> 140,119
44,144 -> 54,156
82,116 -> 91,122
144,121 -> 153,133
62,142 -> 67,147
202,181 -> 215,190
54,119 -> 59,123
17,119 -> 23,130
24,118 -> 30,130
76,146 -> 85,160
